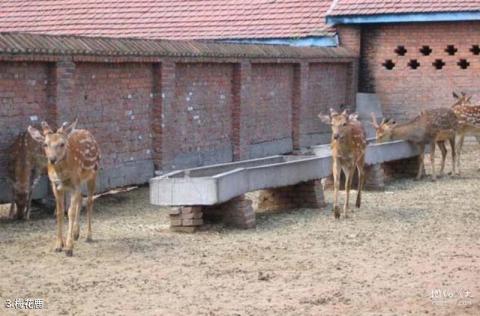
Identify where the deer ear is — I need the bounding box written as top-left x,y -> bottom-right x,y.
341,109 -> 348,116
452,92 -> 459,99
28,126 -> 45,143
318,113 -> 331,125
58,118 -> 78,135
466,96 -> 472,103
41,121 -> 53,135
329,108 -> 338,116
348,113 -> 358,121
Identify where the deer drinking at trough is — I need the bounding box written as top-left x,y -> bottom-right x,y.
28,120 -> 100,257
6,131 -> 46,220
451,92 -> 480,174
371,108 -> 458,181
319,109 -> 366,219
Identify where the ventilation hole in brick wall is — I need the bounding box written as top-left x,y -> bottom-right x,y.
420,45 -> 432,56
457,59 -> 470,69
470,45 -> 480,55
432,59 -> 446,70
382,59 -> 395,70
395,45 -> 407,56
445,45 -> 458,55
408,59 -> 420,69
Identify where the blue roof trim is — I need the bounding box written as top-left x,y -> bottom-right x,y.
327,11 -> 480,25
217,36 -> 338,47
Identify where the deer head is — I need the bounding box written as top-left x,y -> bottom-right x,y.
28,119 -> 78,165
319,108 -> 354,141
452,91 -> 472,107
370,112 -> 396,142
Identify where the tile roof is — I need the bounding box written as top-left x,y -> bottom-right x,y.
0,32 -> 355,59
0,0 -> 335,40
327,0 -> 480,16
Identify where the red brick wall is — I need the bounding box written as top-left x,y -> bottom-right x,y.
248,64 -> 294,157
300,63 -> 350,146
0,55 -> 357,200
359,22 -> 480,120
0,62 -> 51,178
72,63 -> 154,174
162,63 -> 234,169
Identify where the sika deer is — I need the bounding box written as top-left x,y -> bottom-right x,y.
451,92 -> 480,174
28,120 -> 100,256
371,108 -> 457,180
6,131 -> 46,220
319,109 -> 366,219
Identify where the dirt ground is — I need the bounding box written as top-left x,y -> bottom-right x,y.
1,142 -> 479,316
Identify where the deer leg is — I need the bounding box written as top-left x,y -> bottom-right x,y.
449,136 -> 456,176
52,186 -> 65,252
456,133 -> 465,175
65,190 -> 81,257
437,141 -> 447,177
25,190 -> 33,220
332,159 -> 341,219
416,145 -> 425,180
355,162 -> 365,208
73,195 -> 81,241
430,142 -> 437,181
343,166 -> 353,218
86,177 -> 96,242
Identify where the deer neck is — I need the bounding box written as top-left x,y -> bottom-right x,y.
47,149 -> 75,190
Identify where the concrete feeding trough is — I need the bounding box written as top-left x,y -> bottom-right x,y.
150,138 -> 421,232
150,155 -> 331,206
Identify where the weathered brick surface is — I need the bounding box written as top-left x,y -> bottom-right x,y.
248,64 -> 294,158
72,63 -> 154,175
357,22 -> 480,120
203,195 -> 256,229
162,63 -> 234,170
300,63 -> 350,147
258,180 -> 326,210
0,62 -> 50,179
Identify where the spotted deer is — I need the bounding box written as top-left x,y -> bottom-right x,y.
28,120 -> 100,257
451,92 -> 480,174
319,109 -> 366,219
6,131 -> 46,220
371,108 -> 457,181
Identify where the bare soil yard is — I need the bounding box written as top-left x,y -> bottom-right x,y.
1,142 -> 479,316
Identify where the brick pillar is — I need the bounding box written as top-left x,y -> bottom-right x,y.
345,60 -> 359,111
232,61 -> 252,161
203,195 -> 256,229
257,180 -> 326,211
169,206 -> 203,233
54,59 -> 76,125
151,61 -> 176,169
365,164 -> 385,190
292,62 -> 309,150
45,59 -> 76,128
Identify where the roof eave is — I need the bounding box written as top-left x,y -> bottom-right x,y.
326,11 -> 480,26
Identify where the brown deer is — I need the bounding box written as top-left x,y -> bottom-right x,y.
371,108 -> 457,181
451,92 -> 480,174
319,109 -> 366,219
6,131 -> 46,220
28,120 -> 100,256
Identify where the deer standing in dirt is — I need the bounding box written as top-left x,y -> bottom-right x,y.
371,108 -> 457,181
28,120 -> 100,257
451,92 -> 480,174
6,131 -> 46,220
319,109 -> 366,219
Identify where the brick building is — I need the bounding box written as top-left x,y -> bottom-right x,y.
327,0 -> 480,119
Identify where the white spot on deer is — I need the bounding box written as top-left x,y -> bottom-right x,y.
186,96 -> 191,102
187,106 -> 193,111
